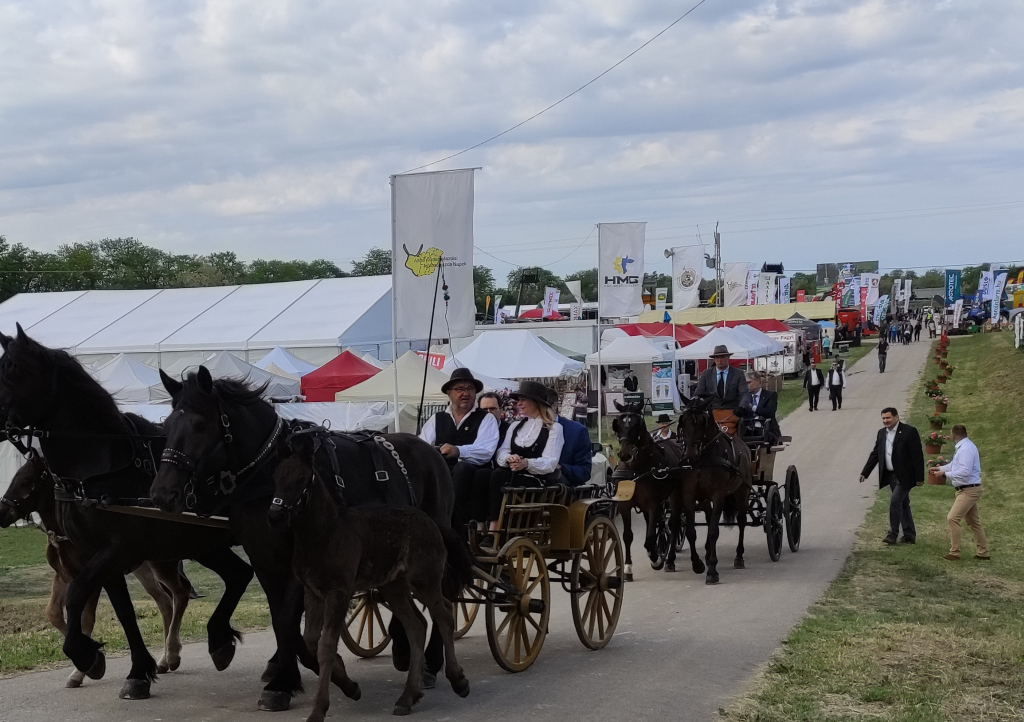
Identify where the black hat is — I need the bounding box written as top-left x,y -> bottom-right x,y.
657,414 -> 672,424
710,344 -> 733,358
511,380 -> 554,407
441,367 -> 483,395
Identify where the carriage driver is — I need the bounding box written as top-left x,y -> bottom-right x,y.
419,367 -> 500,529
693,345 -> 752,414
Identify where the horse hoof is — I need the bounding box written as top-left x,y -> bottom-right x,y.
168,657 -> 181,672
452,677 -> 470,698
66,676 -> 83,689
664,562 -> 676,572
422,671 -> 436,689
624,572 -> 634,582
734,558 -> 745,569
258,691 -> 292,712
156,661 -> 169,674
705,574 -> 720,585
343,681 -> 362,701
211,641 -> 236,671
392,652 -> 410,673
692,562 -> 706,575
119,679 -> 151,700
393,705 -> 412,716
260,662 -> 280,683
85,651 -> 106,680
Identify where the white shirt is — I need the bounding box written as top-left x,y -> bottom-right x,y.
829,369 -> 846,387
496,416 -> 565,476
809,369 -> 820,387
939,437 -> 982,488
419,404 -> 500,465
884,424 -> 898,471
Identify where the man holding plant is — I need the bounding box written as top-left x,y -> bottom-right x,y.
930,424 -> 989,561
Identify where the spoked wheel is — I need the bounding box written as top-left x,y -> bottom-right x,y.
453,580 -> 482,640
342,589 -> 392,658
485,537 -> 550,672
763,485 -> 784,562
570,515 -> 625,650
785,465 -> 802,553
651,512 -> 669,570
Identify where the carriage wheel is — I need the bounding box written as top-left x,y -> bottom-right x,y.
763,485 -> 784,562
784,465 -> 802,553
651,512 -> 669,570
453,580 -> 482,640
485,537 -> 550,672
342,589 -> 392,658
570,516 -> 625,650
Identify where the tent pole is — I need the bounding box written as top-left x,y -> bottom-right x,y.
390,176 -> 401,433
596,224 -> 603,445
416,263 -> 443,434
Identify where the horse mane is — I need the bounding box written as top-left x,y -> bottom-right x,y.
178,374 -> 269,409
24,341 -> 122,426
122,412 -> 163,437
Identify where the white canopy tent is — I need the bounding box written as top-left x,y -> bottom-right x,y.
118,402 -> 393,432
253,347 -> 318,377
585,336 -> 674,365
444,330 -> 584,380
728,325 -> 786,357
675,326 -> 782,360
90,353 -> 170,404
166,351 -> 301,399
361,353 -> 388,369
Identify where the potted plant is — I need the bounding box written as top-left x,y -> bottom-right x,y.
939,359 -> 948,369
929,414 -> 947,430
934,395 -> 950,413
926,456 -> 948,484
937,374 -> 947,383
924,431 -> 949,455
945,365 -> 956,377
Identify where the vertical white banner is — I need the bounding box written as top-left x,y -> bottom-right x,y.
564,280 -> 583,321
723,262 -> 750,307
655,287 -> 668,310
902,279 -> 912,312
978,270 -> 994,301
542,287 -> 560,316
848,276 -> 861,308
862,273 -> 881,306
670,245 -> 704,311
599,223 -> 646,318
952,298 -> 964,326
492,294 -> 503,324
891,279 -> 902,307
991,271 -> 1008,324
757,272 -> 777,305
777,276 -> 792,304
747,271 -> 759,305
392,169 -> 476,339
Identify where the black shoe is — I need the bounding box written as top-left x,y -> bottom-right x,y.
883,534 -> 898,545
898,537 -> 915,544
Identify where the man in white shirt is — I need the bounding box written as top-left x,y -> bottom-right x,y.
930,424 -> 989,560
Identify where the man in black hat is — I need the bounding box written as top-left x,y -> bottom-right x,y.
651,414 -> 676,441
420,367 -> 499,528
693,345 -> 752,412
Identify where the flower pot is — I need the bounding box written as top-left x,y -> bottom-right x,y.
925,443 -> 941,454
940,361 -> 948,369
929,420 -> 943,430
937,376 -> 946,383
926,472 -> 945,485
940,350 -> 948,358
935,403 -> 948,413
946,368 -> 954,377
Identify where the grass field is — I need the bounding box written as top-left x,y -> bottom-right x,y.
724,331 -> 1024,721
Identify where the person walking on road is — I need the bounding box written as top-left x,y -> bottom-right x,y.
821,334 -> 831,358
826,361 -> 846,410
859,407 -> 925,544
803,364 -> 824,411
877,335 -> 889,373
914,319 -> 923,341
930,424 -> 989,560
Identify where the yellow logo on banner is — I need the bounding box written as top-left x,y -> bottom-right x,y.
402,244 -> 443,277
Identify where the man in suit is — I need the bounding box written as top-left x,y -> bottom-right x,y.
547,388 -> 593,487
744,370 -> 780,444
693,345 -> 752,413
826,360 -> 846,410
859,407 -> 925,544
623,370 -> 639,392
803,364 -> 824,411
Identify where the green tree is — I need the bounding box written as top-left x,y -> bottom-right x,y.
473,266 -> 496,314
643,272 -> 673,305
505,267 -> 565,307
351,247 -> 391,276
563,268 -> 597,302
791,272 -> 818,296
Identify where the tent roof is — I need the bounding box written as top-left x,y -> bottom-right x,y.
254,347 -> 318,376
586,336 -> 674,365
618,322 -> 705,346
445,330 -> 584,379
336,351 -> 450,404
706,319 -> 792,333
675,326 -> 783,360
301,350 -> 381,401
361,352 -> 388,369
0,277 -> 391,355
539,337 -> 586,362
643,299 -> 837,325
90,353 -> 170,404
171,351 -> 301,398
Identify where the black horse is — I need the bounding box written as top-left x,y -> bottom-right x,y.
149,367 -> 466,712
675,395 -> 752,584
0,325 -> 254,700
611,403 -> 686,577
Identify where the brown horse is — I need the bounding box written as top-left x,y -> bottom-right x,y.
0,456 -> 194,685
268,432 -> 470,720
676,396 -> 752,584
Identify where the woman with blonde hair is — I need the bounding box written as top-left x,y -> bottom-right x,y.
486,381 -> 564,531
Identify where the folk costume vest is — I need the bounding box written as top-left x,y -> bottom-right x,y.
434,408 -> 488,449
509,420 -> 561,483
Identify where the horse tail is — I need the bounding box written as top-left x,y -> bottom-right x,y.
440,526 -> 475,600
721,493 -> 739,526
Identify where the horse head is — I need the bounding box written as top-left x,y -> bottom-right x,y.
267,432 -> 318,528
611,400 -> 650,467
676,395 -> 717,463
0,455 -> 49,528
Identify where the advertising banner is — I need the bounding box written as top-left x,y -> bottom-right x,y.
757,272 -> 778,305
860,285 -> 868,320
891,279 -> 902,307
952,298 -> 964,327
542,287 -> 560,316
655,287 -> 668,310
991,271 -> 1008,325
796,289 -> 806,302
392,169 -> 476,340
902,279 -> 912,313
978,270 -> 994,301
564,280 -> 583,321
414,351 -> 446,370
492,294 -> 503,324
835,279 -> 845,316
777,276 -> 791,304
945,269 -> 961,305
651,360 -> 674,412
847,276 -> 861,309
862,272 -> 881,306
723,262 -> 749,307
670,245 -> 704,311
599,223 -> 646,318
873,294 -> 890,325
747,271 -> 759,305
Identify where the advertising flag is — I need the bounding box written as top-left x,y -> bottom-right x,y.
945,269 -> 961,305
655,287 -> 668,310
873,295 -> 890,325
723,262 -> 749,307
848,277 -> 861,309
891,279 -> 902,306
862,272 -> 881,305
902,279 -> 912,312
564,280 -> 583,321
978,270 -> 994,301
747,271 -> 759,305
670,245 -> 705,311
991,271 -> 1008,325
860,285 -> 868,319
777,276 -> 791,304
757,272 -> 777,305
492,294 -> 503,324
542,287 -> 560,316
599,223 -> 646,318
952,298 -> 964,327
392,169 -> 476,340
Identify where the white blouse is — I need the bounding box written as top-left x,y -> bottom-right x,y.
496,416 -> 565,476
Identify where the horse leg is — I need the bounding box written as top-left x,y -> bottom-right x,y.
381,582 -> 427,716
418,583 -> 469,699
734,490 -> 749,569
192,547 -> 254,672
131,563 -> 176,673
704,505 -> 722,585
308,588 -> 358,722
62,547 -> 122,681
147,560 -> 195,673
619,502 -> 634,582
684,509 -> 704,574
102,574 -> 158,699
666,493 -> 683,573
48,573 -> 88,688
423,615 -> 443,688
256,571 -> 304,712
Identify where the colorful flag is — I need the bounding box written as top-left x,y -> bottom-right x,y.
599,223 -> 646,318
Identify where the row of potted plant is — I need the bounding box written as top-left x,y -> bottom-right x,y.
925,337 -> 954,467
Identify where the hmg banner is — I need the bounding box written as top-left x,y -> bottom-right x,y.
599,222 -> 646,318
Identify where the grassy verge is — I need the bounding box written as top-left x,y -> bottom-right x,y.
0,532 -> 270,675
724,332 -> 1024,721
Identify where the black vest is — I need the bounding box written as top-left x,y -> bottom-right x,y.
509,420 -> 550,459
434,408 -> 488,447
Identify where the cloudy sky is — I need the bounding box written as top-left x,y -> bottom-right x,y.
1,0 -> 1022,280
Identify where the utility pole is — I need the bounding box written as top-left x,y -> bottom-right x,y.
714,222 -> 722,306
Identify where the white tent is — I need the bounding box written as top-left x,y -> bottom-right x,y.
361,352 -> 388,369
585,336 -> 674,366
168,351 -> 301,399
118,401 -> 393,433
600,327 -> 630,349
675,326 -> 781,360
254,347 -> 318,377
444,330 -> 584,379
336,351 -> 450,405
90,353 -> 171,404
263,363 -> 299,380
729,325 -> 785,357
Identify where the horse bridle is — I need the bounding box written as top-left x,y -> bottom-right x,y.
678,405 -> 725,464
616,413 -> 676,481
269,470 -> 315,514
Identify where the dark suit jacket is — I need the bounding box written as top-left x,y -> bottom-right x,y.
694,365 -> 751,411
802,367 -> 824,389
750,389 -> 781,441
861,422 -> 924,488
623,375 -> 639,392
556,416 -> 592,487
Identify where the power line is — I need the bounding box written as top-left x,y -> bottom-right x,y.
399,0 -> 709,174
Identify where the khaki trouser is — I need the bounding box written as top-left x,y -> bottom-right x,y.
947,486 -> 988,558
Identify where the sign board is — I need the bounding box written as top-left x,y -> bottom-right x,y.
651,361 -> 673,412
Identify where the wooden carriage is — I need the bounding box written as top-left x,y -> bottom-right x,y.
341,483 -> 625,672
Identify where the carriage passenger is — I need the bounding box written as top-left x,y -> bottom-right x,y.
550,387 -> 593,487
693,345 -> 752,413
419,368 -> 499,530
486,381 -> 564,532
743,370 -> 781,445
651,414 -> 676,441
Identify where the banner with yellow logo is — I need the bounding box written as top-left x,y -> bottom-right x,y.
598,222 -> 646,318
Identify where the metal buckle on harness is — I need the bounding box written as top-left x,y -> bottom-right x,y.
375,470 -> 390,482
219,470 -> 237,495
